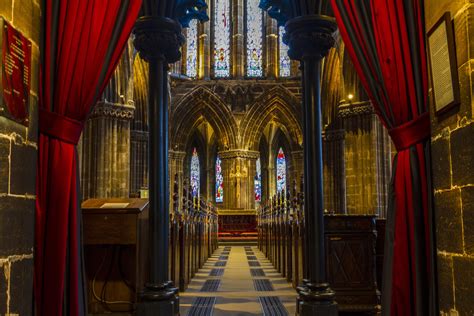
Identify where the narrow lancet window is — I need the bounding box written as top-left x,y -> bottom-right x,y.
214,0 -> 231,77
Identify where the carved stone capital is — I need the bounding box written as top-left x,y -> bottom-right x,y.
169,150 -> 186,161
133,16 -> 185,63
218,149 -> 260,160
322,129 -> 345,142
90,101 -> 135,120
338,101 -> 374,118
284,15 -> 338,61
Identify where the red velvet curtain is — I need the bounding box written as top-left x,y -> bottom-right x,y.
36,1 -> 141,315
331,1 -> 436,315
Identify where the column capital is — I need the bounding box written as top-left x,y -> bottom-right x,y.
90,101 -> 135,120
218,149 -> 260,160
133,16 -> 185,63
322,129 -> 345,142
337,100 -> 374,118
284,15 -> 337,61
168,150 -> 186,161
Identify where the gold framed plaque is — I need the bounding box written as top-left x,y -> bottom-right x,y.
427,12 -> 460,115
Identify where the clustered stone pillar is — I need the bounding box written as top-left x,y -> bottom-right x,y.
284,15 -> 339,315
338,100 -> 392,217
80,101 -> 134,199
232,0 -> 245,78
322,129 -> 346,214
169,150 -> 186,210
199,13 -> 211,79
265,13 -> 278,78
133,16 -> 185,315
291,150 -> 304,190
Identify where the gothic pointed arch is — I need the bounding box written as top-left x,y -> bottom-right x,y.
240,85 -> 302,151
171,86 -> 238,150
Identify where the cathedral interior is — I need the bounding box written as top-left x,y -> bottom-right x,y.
0,0 -> 473,315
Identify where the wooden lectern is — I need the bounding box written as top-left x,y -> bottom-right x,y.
82,198 -> 149,314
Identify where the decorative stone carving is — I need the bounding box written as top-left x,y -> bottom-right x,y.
322,129 -> 345,142
284,16 -> 338,61
338,101 -> 374,118
90,101 -> 135,120
218,149 -> 260,160
133,17 -> 185,63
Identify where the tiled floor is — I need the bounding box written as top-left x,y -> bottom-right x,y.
180,246 -> 297,315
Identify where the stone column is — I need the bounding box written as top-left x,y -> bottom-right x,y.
81,101 -> 134,199
232,0 -> 245,78
130,129 -> 149,197
265,13 -> 278,79
291,150 -> 304,192
133,15 -> 185,314
199,9 -> 211,79
285,15 -> 339,315
338,100 -> 391,216
322,129 -> 346,214
169,150 -> 186,209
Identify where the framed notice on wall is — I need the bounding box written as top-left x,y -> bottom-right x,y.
427,12 -> 460,115
0,17 -> 32,126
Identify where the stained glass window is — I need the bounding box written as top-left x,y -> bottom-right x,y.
279,27 -> 291,77
191,147 -> 200,197
246,0 -> 263,77
255,157 -> 262,202
276,147 -> 286,192
216,156 -> 224,203
186,19 -> 198,78
214,0 -> 231,77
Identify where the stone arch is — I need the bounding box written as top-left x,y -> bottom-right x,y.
171,86 -> 238,150
240,85 -> 302,151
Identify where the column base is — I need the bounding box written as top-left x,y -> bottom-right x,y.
136,281 -> 179,316
298,282 -> 338,316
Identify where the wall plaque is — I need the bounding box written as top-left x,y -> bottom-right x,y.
0,17 -> 32,126
427,12 -> 460,115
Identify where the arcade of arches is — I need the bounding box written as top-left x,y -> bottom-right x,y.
0,0 -> 473,316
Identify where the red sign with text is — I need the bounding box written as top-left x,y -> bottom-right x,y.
1,19 -> 32,125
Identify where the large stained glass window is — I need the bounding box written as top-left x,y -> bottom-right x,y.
276,147 -> 286,192
246,0 -> 263,77
255,157 -> 262,202
191,147 -> 200,197
214,0 -> 231,77
279,27 -> 291,77
186,19 -> 198,78
216,156 -> 224,203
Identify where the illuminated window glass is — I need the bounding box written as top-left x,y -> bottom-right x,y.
186,19 -> 198,78
214,0 -> 231,77
246,0 -> 263,77
216,155 -> 224,203
276,147 -> 286,192
279,27 -> 291,77
255,157 -> 262,202
191,147 -> 200,197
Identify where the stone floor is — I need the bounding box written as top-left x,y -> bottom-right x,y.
180,246 -> 297,315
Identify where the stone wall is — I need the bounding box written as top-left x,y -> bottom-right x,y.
0,0 -> 41,314
425,1 -> 474,315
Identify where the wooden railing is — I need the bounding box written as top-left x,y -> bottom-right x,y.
170,174 -> 219,291
257,180 -> 385,313
257,181 -> 305,286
